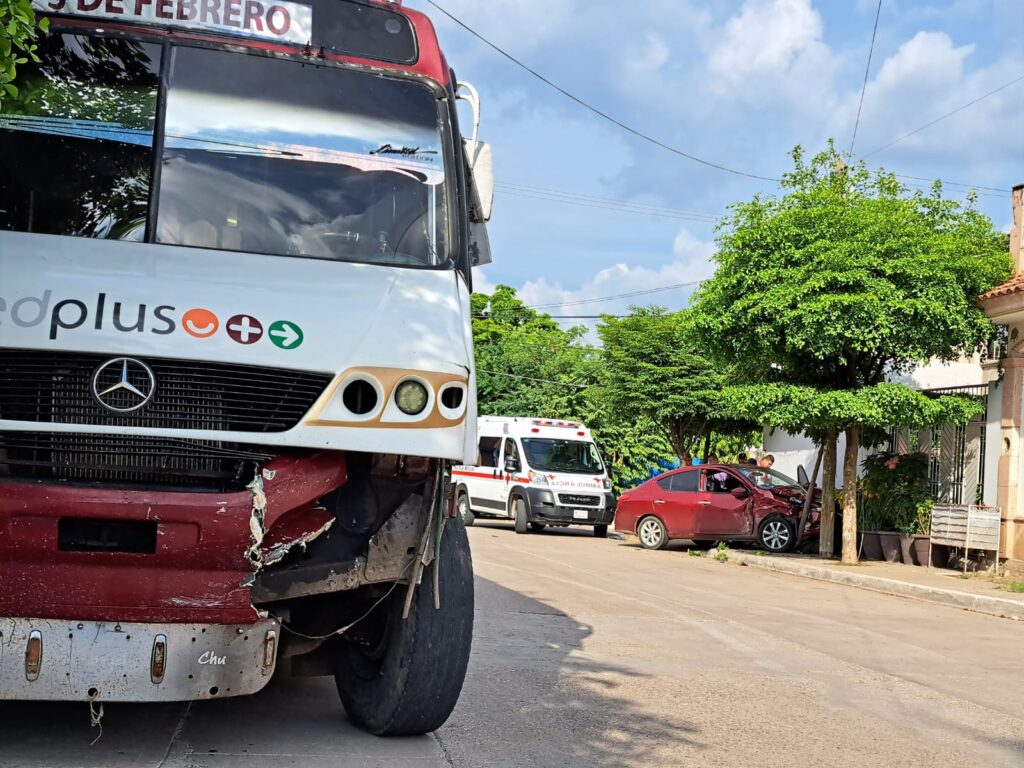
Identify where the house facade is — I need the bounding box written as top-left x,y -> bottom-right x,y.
977,184 -> 1024,566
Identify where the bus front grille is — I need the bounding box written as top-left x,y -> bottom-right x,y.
0,432 -> 271,491
0,349 -> 332,433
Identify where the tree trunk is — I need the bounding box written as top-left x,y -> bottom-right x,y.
819,432 -> 838,557
702,432 -> 712,461
797,446 -> 824,549
841,427 -> 861,565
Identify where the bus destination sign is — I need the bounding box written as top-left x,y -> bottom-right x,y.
33,0 -> 314,45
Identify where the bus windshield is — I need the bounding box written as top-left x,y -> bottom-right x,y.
521,438 -> 605,475
0,34 -> 450,268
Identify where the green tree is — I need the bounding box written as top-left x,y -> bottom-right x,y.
0,0 -> 46,106
598,307 -> 750,462
692,144 -> 1009,563
471,287 -> 673,493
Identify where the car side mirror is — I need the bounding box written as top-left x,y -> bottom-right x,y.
731,487 -> 750,500
504,458 -> 520,475
797,465 -> 809,487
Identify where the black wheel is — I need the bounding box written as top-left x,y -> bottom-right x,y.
758,515 -> 796,553
333,517 -> 474,736
637,516 -> 668,550
692,539 -> 717,549
512,496 -> 528,534
594,524 -> 608,538
529,522 -> 546,532
457,492 -> 475,527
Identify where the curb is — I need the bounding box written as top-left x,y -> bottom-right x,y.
724,551 -> 1024,621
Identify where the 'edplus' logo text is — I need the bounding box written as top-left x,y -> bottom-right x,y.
0,291 -> 304,350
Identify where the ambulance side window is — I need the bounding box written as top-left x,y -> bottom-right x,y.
478,437 -> 501,468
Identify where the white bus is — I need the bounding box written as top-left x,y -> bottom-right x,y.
0,0 -> 492,737
454,417 -> 616,537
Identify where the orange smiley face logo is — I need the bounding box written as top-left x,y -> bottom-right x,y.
182,308 -> 220,339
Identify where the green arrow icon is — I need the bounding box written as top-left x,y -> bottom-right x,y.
268,320 -> 304,350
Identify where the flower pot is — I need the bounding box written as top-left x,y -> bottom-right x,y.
878,532 -> 901,563
911,535 -> 930,566
899,533 -> 915,564
860,531 -> 884,561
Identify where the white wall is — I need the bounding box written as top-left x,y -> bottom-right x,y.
984,380 -> 1002,507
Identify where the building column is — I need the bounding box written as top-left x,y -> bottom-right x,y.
997,357 -> 1024,560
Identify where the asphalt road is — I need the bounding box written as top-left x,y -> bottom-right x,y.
2,522 -> 1023,767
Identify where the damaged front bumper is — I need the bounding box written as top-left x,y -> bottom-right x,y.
0,617 -> 279,702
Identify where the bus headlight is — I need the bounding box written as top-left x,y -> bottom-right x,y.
395,380 -> 429,415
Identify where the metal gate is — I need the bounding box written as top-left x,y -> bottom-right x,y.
887,385 -> 988,506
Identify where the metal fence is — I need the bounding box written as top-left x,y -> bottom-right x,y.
886,385 -> 989,506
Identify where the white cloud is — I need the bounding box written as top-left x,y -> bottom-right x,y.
514,227 -> 716,333
707,0 -> 837,109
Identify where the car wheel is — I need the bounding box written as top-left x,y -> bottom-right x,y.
637,516 -> 668,550
529,522 -> 546,532
457,493 -> 474,527
512,496 -> 529,534
333,516 -> 474,736
594,524 -> 608,539
758,515 -> 796,553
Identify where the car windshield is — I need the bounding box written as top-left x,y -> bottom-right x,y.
736,466 -> 802,490
0,34 -> 449,268
521,439 -> 605,475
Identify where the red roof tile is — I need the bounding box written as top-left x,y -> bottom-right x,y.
978,274 -> 1024,302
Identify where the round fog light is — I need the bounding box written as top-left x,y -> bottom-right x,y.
395,381 -> 429,415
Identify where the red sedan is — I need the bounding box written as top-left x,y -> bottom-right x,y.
614,464 -> 819,552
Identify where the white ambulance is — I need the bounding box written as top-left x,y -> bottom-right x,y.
453,417 -> 616,536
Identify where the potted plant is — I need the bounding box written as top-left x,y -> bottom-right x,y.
860,452 -> 931,565
910,499 -> 933,566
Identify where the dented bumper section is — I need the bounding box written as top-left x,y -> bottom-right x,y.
0,617 -> 280,702
0,452 -> 348,624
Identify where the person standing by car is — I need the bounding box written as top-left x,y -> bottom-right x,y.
758,455 -> 775,469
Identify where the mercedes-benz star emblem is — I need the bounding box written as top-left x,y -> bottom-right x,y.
91,358 -> 157,414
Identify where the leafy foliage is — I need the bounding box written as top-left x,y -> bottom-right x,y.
0,0 -> 47,105
689,143 -> 1008,561
598,308 -> 749,460
471,287 -> 676,493
692,143 -> 1010,390
860,452 -> 931,533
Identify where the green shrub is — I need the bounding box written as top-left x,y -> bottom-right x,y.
860,452 -> 932,533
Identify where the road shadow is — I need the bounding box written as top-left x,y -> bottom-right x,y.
439,576 -> 700,768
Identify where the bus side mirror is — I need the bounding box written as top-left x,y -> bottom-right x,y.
464,139 -> 494,223
468,220 -> 492,267
457,82 -> 494,225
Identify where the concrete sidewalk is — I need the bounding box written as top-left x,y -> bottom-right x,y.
724,550 -> 1024,621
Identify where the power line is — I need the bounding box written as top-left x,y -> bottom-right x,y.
864,72 -> 1024,160
891,173 -> 1009,195
850,0 -> 884,155
478,369 -> 590,389
528,281 -> 704,309
496,183 -> 721,223
425,0 -> 779,183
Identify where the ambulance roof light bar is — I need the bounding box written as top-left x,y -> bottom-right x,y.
531,420 -> 582,429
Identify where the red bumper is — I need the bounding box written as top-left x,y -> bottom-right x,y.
0,453 -> 347,624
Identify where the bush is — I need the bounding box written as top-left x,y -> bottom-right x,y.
860,452 -> 931,533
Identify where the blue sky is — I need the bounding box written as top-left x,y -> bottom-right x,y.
406,0 -> 1023,317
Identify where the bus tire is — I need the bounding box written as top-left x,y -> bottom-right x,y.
457,492 -> 475,527
333,517 -> 475,736
512,496 -> 529,534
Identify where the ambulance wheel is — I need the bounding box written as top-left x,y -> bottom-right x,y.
333,517 -> 474,736
512,496 -> 529,534
457,493 -> 475,527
